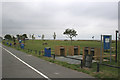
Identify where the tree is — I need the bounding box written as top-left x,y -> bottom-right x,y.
63,28 -> 77,44
32,34 -> 35,40
53,32 -> 56,40
29,34 -> 31,39
16,34 -> 20,41
12,36 -> 16,42
0,37 -> 2,42
42,34 -> 44,40
92,36 -> 94,40
4,34 -> 12,40
22,34 -> 28,43
19,35 -> 23,40
22,34 -> 28,38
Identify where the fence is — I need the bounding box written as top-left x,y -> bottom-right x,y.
97,63 -> 120,72
3,41 -> 56,56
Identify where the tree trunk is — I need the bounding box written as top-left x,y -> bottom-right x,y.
70,37 -> 72,45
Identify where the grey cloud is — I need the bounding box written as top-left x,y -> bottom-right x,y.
66,2 -> 118,20
2,2 -> 118,40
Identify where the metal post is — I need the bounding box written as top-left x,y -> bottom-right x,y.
115,30 -> 118,62
35,50 -> 37,54
81,60 -> 83,68
39,51 -> 41,55
53,54 -> 55,59
100,35 -> 103,63
97,63 -> 99,72
110,36 -> 112,63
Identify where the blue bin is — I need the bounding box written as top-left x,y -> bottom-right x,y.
19,40 -> 22,44
21,44 -> 24,49
10,43 -> 12,46
7,42 -> 9,45
44,47 -> 51,57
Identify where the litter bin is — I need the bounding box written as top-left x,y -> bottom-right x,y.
85,55 -> 92,68
20,43 -> 24,49
44,47 -> 51,57
19,40 -> 22,44
7,42 -> 9,45
74,46 -> 78,55
10,43 -> 12,46
60,47 -> 65,56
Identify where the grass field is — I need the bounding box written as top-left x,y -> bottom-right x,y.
2,39 -> 119,79
4,39 -> 116,53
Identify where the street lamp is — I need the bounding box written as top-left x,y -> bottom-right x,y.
115,30 -> 119,62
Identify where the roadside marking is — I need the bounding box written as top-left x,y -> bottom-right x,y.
0,46 -> 51,80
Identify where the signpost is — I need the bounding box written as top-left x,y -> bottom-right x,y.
100,35 -> 112,63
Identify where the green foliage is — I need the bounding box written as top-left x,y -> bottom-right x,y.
16,34 -> 20,40
63,28 -> 77,44
63,28 -> 77,39
53,32 -> 56,40
42,34 -> 44,40
32,34 -> 35,40
22,34 -> 28,38
4,34 -> 12,40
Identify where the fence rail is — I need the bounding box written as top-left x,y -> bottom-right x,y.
97,63 -> 120,72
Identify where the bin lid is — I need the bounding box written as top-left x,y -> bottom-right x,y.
74,46 -> 78,49
91,48 -> 95,51
84,47 -> 89,50
45,47 -> 51,49
60,47 -> 64,49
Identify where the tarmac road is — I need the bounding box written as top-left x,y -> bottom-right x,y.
1,44 -> 97,80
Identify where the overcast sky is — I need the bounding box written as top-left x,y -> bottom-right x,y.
1,1 -> 119,40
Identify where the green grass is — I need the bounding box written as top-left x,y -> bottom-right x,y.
3,39 -> 117,54
2,39 -> 119,79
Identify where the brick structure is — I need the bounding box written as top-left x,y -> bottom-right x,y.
83,47 -> 104,61
68,46 -> 80,56
55,46 -> 67,56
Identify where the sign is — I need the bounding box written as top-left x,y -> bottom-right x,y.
103,35 -> 111,50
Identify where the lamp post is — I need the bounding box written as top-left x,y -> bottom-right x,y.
115,30 -> 119,62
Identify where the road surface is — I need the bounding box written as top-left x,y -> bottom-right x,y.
1,44 -> 97,80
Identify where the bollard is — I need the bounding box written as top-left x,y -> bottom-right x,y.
97,63 -> 99,72
39,51 -> 41,55
10,43 -> 12,46
35,50 -> 37,54
28,49 -> 29,52
81,60 -> 83,68
42,50 -> 44,53
31,50 -> 32,52
53,54 -> 55,59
